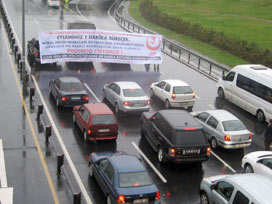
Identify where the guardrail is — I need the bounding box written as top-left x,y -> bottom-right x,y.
113,0 -> 231,81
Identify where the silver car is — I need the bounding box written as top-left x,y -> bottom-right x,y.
102,81 -> 150,115
200,174 -> 272,204
192,109 -> 252,149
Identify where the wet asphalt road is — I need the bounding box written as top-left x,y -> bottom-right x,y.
1,0 -> 269,203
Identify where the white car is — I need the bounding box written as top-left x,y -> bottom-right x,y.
150,79 -> 195,110
192,109 -> 253,149
102,81 -> 150,115
47,0 -> 60,7
241,151 -> 272,175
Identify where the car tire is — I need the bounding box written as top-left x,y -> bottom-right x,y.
56,98 -> 60,108
256,110 -> 265,123
165,100 -> 170,109
83,130 -> 88,142
211,137 -> 218,149
244,164 -> 254,173
89,164 -> 94,177
102,90 -> 106,101
158,146 -> 167,164
115,103 -> 120,115
200,191 -> 209,204
218,88 -> 225,99
72,114 -> 76,124
150,88 -> 154,97
106,195 -> 112,204
187,106 -> 193,112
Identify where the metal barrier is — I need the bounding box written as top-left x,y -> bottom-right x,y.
114,0 -> 231,81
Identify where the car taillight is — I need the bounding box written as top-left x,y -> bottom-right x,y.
171,93 -> 176,99
82,96 -> 89,101
35,51 -> 39,57
61,96 -> 69,101
249,132 -> 252,139
87,130 -> 92,134
117,195 -> 125,203
192,92 -> 195,98
155,191 -> 160,200
224,134 -> 231,141
184,128 -> 196,130
206,146 -> 211,156
146,100 -> 150,105
169,148 -> 175,157
123,101 -> 131,106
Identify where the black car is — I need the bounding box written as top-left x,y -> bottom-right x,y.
49,77 -> 89,107
140,109 -> 210,164
27,38 -> 56,67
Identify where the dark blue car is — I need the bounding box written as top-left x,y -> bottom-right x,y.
88,151 -> 161,204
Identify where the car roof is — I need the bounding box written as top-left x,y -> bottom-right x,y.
84,103 -> 114,115
114,81 -> 141,89
58,77 -> 81,83
205,109 -> 239,121
109,155 -> 146,173
163,79 -> 189,86
225,174 -> 272,203
160,109 -> 202,129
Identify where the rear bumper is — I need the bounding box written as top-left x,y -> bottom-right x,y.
167,155 -> 210,163
121,106 -> 150,113
218,141 -> 251,149
59,100 -> 88,107
170,100 -> 195,108
87,134 -> 118,141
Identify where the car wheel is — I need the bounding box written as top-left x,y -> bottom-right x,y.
150,88 -> 154,97
83,130 -> 88,142
158,146 -> 167,164
106,195 -> 112,204
200,191 -> 209,204
244,164 -> 254,173
211,137 -> 218,149
89,164 -> 94,177
56,98 -> 60,108
102,90 -> 106,101
72,114 -> 76,124
187,106 -> 193,112
218,88 -> 225,99
256,110 -> 265,123
115,103 -> 119,115
165,100 -> 170,109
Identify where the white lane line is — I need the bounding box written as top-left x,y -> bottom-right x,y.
84,83 -> 100,102
210,150 -> 236,173
0,140 -> 8,188
195,94 -> 200,99
34,19 -> 39,25
208,104 -> 215,109
131,142 -> 167,183
1,1 -> 93,203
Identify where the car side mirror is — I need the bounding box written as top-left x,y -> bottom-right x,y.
210,184 -> 216,190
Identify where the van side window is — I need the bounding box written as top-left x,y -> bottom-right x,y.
215,181 -> 234,201
232,191 -> 249,204
207,116 -> 218,129
225,71 -> 235,82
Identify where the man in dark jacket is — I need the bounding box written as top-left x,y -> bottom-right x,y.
264,119 -> 272,151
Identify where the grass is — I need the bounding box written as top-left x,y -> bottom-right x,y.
128,0 -> 272,67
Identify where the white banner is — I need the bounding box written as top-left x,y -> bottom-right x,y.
39,30 -> 163,64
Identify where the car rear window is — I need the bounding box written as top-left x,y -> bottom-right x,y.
222,120 -> 245,131
119,171 -> 153,188
92,115 -> 116,125
173,86 -> 193,94
175,130 -> 207,145
61,83 -> 83,91
123,89 -> 145,97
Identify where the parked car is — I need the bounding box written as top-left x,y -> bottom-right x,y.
150,79 -> 195,110
241,151 -> 272,175
140,109 -> 210,164
200,173 -> 272,204
192,109 -> 252,149
27,38 -> 56,67
102,81 -> 150,115
88,151 -> 161,204
73,103 -> 118,142
47,0 -> 60,7
49,77 -> 89,107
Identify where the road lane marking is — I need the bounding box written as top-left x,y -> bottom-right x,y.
1,2 -> 93,203
195,94 -> 200,99
210,150 -> 236,173
84,83 -> 100,102
34,19 -> 39,25
208,104 -> 215,109
131,142 -> 167,183
2,25 -> 60,204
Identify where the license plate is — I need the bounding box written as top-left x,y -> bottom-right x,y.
71,96 -> 81,100
98,129 -> 110,133
184,149 -> 200,154
235,144 -> 244,148
133,103 -> 144,107
180,102 -> 188,105
133,198 -> 148,203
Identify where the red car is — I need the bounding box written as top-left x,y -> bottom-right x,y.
73,103 -> 118,142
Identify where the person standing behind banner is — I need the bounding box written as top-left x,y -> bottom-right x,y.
264,119 -> 272,151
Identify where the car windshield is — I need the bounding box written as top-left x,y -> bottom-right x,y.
173,86 -> 193,94
92,115 -> 115,125
222,120 -> 246,131
175,130 -> 207,145
123,89 -> 145,97
61,83 -> 83,92
119,171 -> 153,188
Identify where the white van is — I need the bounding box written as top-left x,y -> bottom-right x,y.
216,64 -> 272,123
